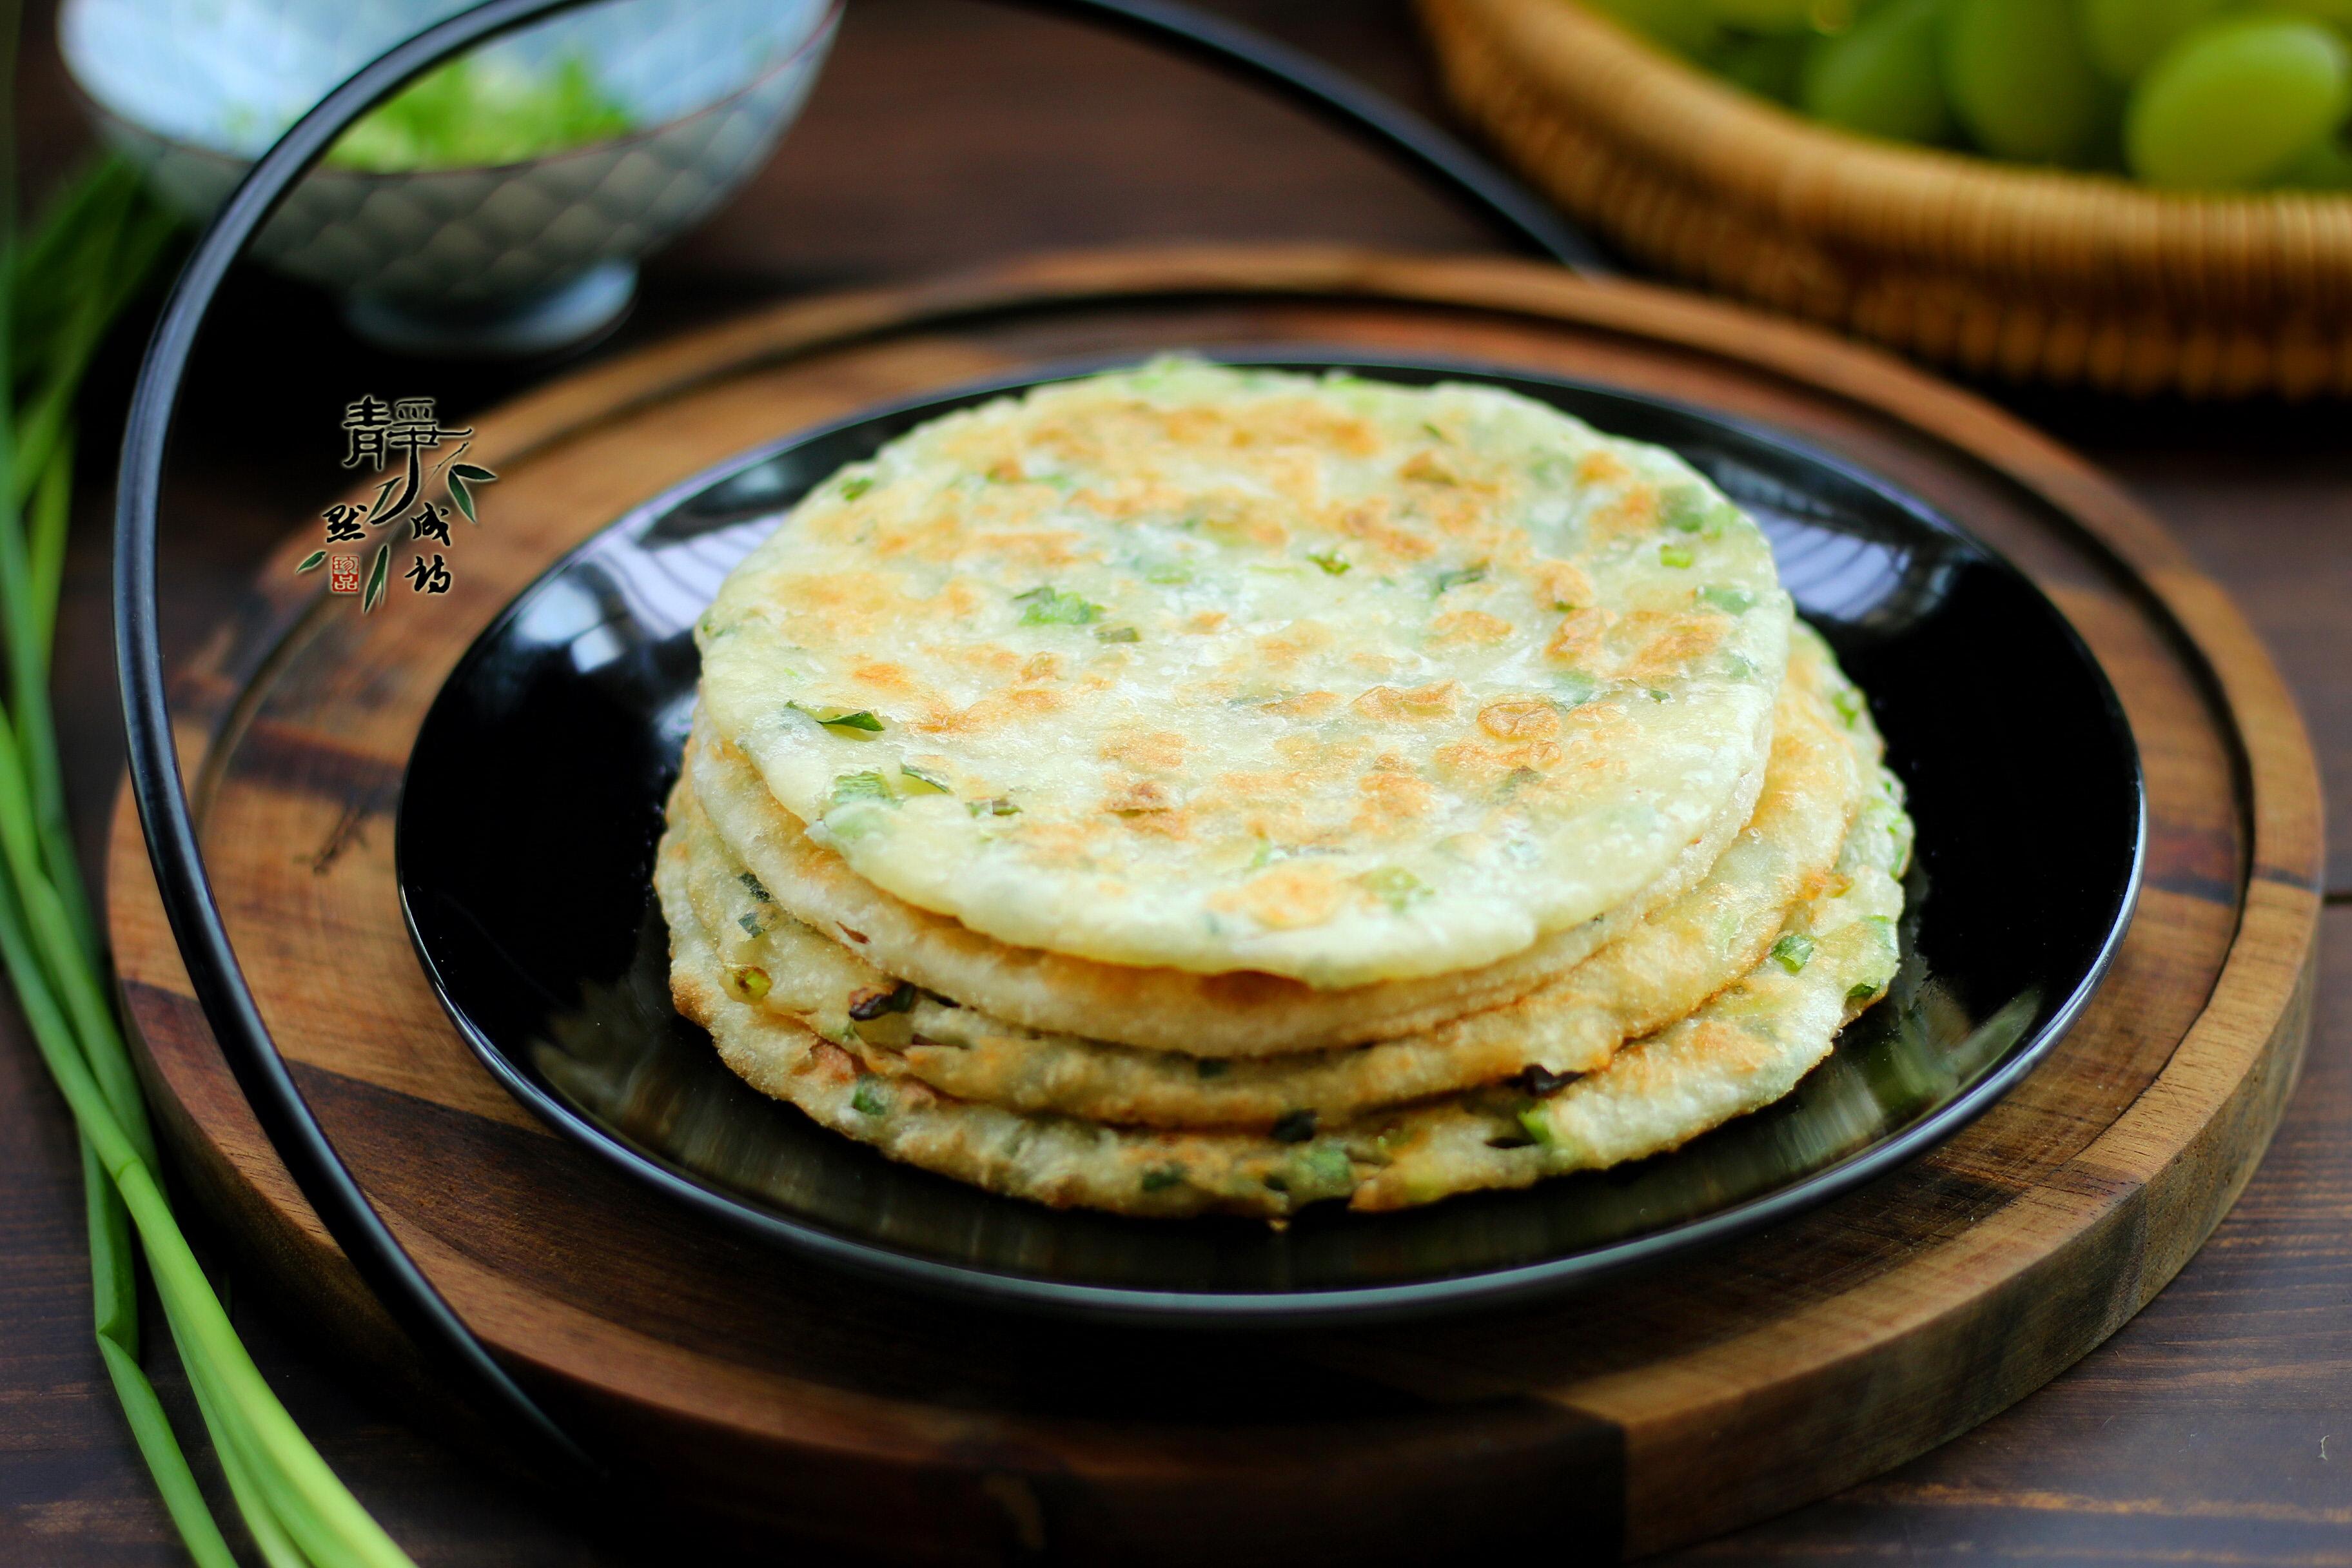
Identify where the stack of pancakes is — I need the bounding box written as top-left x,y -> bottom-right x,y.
656,362 -> 1911,1218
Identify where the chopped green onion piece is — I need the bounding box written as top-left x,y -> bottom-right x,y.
1141,1164 -> 1186,1193
1292,1142 -> 1354,1192
1663,488 -> 1710,533
1357,865 -> 1428,912
736,912 -> 765,937
1832,689 -> 1866,729
1660,544 -> 1695,569
1516,1104 -> 1555,1146
850,1075 -> 890,1117
789,701 -> 885,734
1848,981 -> 1883,1001
1271,1110 -> 1318,1143
966,796 -> 1019,818
1307,550 -> 1350,576
1094,625 -> 1140,643
1699,586 -> 1755,614
738,870 -> 772,902
838,475 -> 874,500
726,965 -> 772,1001
829,771 -> 896,808
897,765 -> 951,795
1014,585 -> 1104,625
1770,933 -> 1817,974
1421,420 -> 1447,441
848,982 -> 918,1021
1433,564 -> 1487,594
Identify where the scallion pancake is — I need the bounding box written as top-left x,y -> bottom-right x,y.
670,625 -> 1880,1131
694,360 -> 1792,986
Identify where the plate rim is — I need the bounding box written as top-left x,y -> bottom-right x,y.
397,348 -> 2150,1328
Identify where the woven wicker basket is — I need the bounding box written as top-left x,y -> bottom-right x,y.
1421,0 -> 2352,397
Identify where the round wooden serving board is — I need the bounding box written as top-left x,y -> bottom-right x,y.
108,248 -> 2321,1563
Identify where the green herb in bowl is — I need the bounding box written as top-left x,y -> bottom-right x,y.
326,55 -> 634,172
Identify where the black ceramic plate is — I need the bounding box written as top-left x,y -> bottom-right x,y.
399,353 -> 2144,1326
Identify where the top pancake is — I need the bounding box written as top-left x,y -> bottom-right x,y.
696,360 -> 1792,986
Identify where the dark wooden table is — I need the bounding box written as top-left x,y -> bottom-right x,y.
6,3 -> 2349,1563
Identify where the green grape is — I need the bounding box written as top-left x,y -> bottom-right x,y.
2124,15 -> 2352,187
1709,30 -> 1814,100
2274,132 -> 2352,188
1707,0 -> 1821,30
1587,0 -> 1725,53
2269,0 -> 2352,27
2078,0 -> 2233,82
1801,0 -> 1954,142
1942,0 -> 2112,162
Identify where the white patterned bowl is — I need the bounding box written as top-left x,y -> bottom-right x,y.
63,0 -> 839,353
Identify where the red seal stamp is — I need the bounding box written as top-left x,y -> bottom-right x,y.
327,554 -> 362,594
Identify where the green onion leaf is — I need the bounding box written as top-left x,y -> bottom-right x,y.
1770,933 -> 1816,973
838,475 -> 873,501
897,765 -> 951,795
1699,585 -> 1755,614
1141,1164 -> 1186,1193
1093,625 -> 1140,643
739,870 -> 772,902
789,701 -> 886,734
1014,585 -> 1104,625
1832,689 -> 1866,729
1356,865 -> 1428,912
850,1075 -> 890,1116
1848,981 -> 1883,1001
828,771 -> 897,808
1432,564 -> 1487,594
967,796 -> 1019,818
1306,550 -> 1349,576
1659,544 -> 1695,569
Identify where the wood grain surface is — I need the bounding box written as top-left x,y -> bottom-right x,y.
10,3 -> 2351,1565
94,250 -> 2322,1563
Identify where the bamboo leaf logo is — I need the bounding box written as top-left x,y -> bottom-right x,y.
361,544 -> 391,613
297,549 -> 327,573
447,462 -> 496,524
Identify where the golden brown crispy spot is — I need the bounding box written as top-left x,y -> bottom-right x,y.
983,530 -> 1090,569
1186,611 -> 1230,635
1586,484 -> 1661,543
916,684 -> 1063,736
1021,652 -> 1064,683
1399,449 -> 1462,486
1431,610 -> 1515,648
1478,697 -> 1563,743
1577,449 -> 1633,487
1210,863 -> 1347,930
1099,729 -> 1188,774
1251,620 -> 1333,669
1357,769 -> 1435,818
852,662 -> 920,696
1104,777 -> 1191,837
1337,499 -> 1438,563
1534,558 -> 1596,610
808,1041 -> 859,1084
1623,612 -> 1729,684
1259,691 -> 1338,721
1353,680 -> 1463,724
1545,607 -> 1616,664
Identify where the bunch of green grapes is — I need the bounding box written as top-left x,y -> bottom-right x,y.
1586,0 -> 2352,189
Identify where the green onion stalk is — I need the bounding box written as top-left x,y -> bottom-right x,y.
6,53 -> 420,1568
